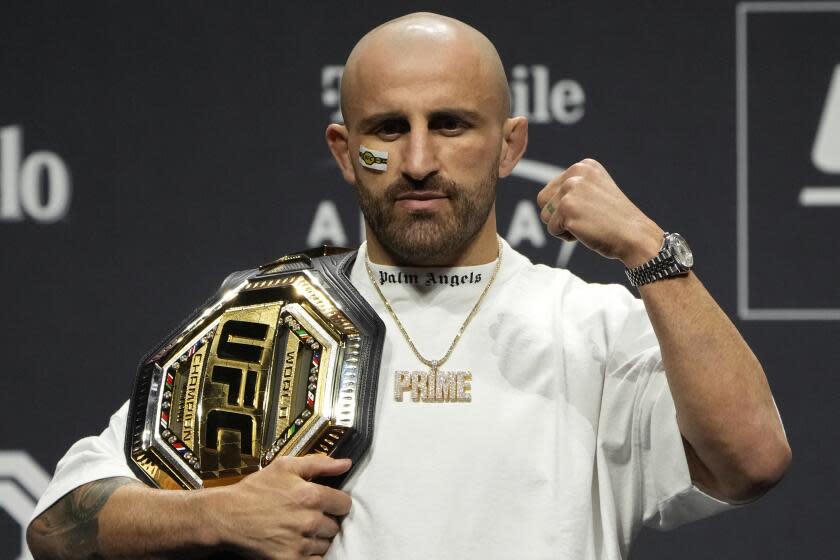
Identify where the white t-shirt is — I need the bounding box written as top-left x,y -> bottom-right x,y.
32,240 -> 733,559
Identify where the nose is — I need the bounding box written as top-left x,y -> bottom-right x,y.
401,127 -> 439,183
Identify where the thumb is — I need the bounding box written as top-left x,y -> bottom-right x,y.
286,454 -> 352,480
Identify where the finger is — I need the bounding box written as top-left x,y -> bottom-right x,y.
556,159 -> 601,190
288,455 -> 352,480
536,182 -> 557,209
547,211 -> 576,240
554,231 -> 577,242
537,161 -> 590,209
539,198 -> 556,224
540,187 -> 574,225
579,157 -> 605,172
307,513 -> 340,539
303,537 -> 332,556
316,485 -> 353,516
546,199 -> 569,237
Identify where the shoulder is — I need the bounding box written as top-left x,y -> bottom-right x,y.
505,244 -> 642,322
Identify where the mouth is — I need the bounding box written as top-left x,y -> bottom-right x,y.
394,191 -> 449,201
394,191 -> 449,212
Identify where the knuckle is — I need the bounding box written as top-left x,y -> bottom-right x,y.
312,537 -> 331,555
559,195 -> 576,213
296,454 -> 318,469
565,175 -> 584,188
299,512 -> 322,536
270,455 -> 293,472
563,216 -> 575,231
294,539 -> 310,556
570,162 -> 589,175
558,179 -> 575,196
296,484 -> 322,509
553,196 -> 571,215
324,517 -> 341,537
339,493 -> 353,515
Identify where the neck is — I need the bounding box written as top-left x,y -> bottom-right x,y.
365,213 -> 500,267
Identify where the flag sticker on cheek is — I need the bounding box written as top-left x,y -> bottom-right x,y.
359,145 -> 388,172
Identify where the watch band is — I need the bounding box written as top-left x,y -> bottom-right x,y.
624,232 -> 692,287
625,253 -> 683,287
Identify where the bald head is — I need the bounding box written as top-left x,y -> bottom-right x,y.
340,12 -> 510,126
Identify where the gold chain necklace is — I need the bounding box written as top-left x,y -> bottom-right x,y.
364,236 -> 503,378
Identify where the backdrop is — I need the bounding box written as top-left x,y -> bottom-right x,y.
1,1 -> 838,558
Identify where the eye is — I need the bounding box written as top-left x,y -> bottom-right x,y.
374,119 -> 409,140
431,114 -> 469,135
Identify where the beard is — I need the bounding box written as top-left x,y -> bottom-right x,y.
355,168 -> 497,265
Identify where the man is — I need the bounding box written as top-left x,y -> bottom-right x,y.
27,12 -> 790,560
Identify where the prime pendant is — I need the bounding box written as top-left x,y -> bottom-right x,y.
394,370 -> 472,403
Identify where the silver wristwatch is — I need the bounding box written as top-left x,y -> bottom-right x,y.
624,232 -> 694,287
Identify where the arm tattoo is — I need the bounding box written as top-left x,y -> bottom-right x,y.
28,477 -> 141,559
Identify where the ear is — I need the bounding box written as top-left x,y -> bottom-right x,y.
325,123 -> 357,185
498,116 -> 528,178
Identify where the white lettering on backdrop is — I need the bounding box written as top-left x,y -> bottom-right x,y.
0,125 -> 71,224
321,64 -> 585,125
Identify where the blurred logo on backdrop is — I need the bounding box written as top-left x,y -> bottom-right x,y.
322,64 -> 585,125
809,64 -> 840,179
317,64 -> 583,268
0,125 -> 71,224
0,451 -> 49,560
737,2 -> 840,320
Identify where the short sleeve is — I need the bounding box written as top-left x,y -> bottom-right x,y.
636,358 -> 736,530
598,286 -> 736,535
30,400 -> 138,520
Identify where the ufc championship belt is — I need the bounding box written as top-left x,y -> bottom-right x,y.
125,247 -> 384,489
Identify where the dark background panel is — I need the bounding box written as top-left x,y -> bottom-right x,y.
747,11 -> 840,309
1,1 -> 837,558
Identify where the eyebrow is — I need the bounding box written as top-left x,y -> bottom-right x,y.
357,108 -> 484,132
357,111 -> 405,132
430,108 -> 483,123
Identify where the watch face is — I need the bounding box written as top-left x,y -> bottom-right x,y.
669,233 -> 694,268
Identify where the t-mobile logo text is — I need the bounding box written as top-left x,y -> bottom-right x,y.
322,64 -> 585,125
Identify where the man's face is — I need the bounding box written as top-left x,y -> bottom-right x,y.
342,34 -> 507,264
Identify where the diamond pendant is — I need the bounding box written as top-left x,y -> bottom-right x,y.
429,359 -> 438,377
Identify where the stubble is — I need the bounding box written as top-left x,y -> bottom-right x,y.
355,169 -> 497,265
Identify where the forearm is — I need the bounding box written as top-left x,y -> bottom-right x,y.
27,477 -> 224,559
637,272 -> 791,501
534,158 -> 791,500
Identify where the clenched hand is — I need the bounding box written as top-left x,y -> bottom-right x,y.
536,158 -> 664,267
